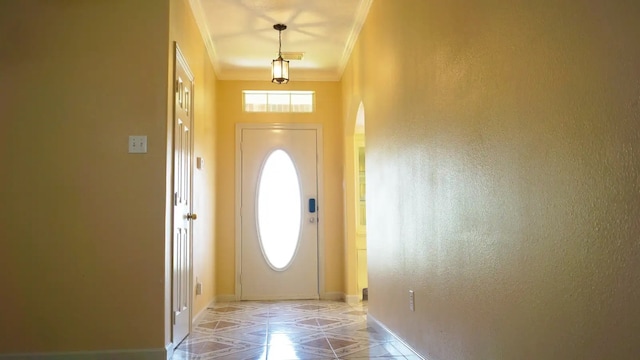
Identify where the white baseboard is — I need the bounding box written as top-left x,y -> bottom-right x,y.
216,293 -> 346,302
215,294 -> 237,302
0,348 -> 166,360
193,299 -> 216,325
320,292 -> 344,301
165,343 -> 174,360
367,314 -> 426,360
344,294 -> 361,305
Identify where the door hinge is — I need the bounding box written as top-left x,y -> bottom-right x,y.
174,192 -> 178,206
172,311 -> 177,325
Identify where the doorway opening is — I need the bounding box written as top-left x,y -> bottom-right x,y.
354,102 -> 368,301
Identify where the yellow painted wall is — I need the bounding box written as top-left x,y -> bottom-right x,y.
215,81 -> 344,298
0,0 -> 218,354
168,0 -> 218,346
0,0 -> 170,353
341,42 -> 365,299
342,0 -> 640,359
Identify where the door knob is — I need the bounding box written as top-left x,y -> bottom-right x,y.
187,213 -> 198,220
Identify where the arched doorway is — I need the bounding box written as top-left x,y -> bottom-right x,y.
354,102 -> 368,300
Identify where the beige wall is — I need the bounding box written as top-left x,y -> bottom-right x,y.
215,81 -> 344,298
168,0 -> 218,346
0,0 -> 170,353
342,0 -> 640,359
0,0 -> 218,354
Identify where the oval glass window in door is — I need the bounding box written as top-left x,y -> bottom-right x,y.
256,149 -> 302,270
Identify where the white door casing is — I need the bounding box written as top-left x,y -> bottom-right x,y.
236,124 -> 325,300
172,43 -> 194,346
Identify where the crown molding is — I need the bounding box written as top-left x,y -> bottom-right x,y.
337,0 -> 373,79
187,0 -> 221,75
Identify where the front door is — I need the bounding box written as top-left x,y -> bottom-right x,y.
172,44 -> 194,345
240,127 -> 319,300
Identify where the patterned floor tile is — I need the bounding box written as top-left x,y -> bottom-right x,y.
196,318 -> 262,334
169,350 -> 191,360
324,334 -> 384,358
325,323 -> 394,343
340,343 -> 405,359
267,330 -> 320,345
178,340 -> 233,355
178,336 -> 258,358
388,340 -> 417,356
208,347 -> 267,360
267,322 -> 312,334
268,343 -> 334,358
172,300 -> 420,360
214,324 -> 268,345
294,315 -> 363,332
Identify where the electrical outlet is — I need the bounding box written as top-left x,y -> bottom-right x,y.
409,290 -> 415,312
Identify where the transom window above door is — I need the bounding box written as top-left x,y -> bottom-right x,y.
243,90 -> 314,113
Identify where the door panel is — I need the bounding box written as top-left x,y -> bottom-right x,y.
240,128 -> 319,300
172,45 -> 193,346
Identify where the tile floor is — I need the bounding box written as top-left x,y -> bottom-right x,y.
171,300 -> 422,360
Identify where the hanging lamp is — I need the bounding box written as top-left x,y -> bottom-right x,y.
271,24 -> 289,84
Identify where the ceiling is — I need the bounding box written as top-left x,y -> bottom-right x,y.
188,0 -> 373,81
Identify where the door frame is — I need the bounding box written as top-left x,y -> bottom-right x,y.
235,123 -> 325,301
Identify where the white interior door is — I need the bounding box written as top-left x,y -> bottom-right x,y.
172,44 -> 194,346
240,127 -> 319,300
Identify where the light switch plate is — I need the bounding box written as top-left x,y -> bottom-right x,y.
129,135 -> 147,153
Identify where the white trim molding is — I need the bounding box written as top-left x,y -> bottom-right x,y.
367,315 -> 427,360
337,0 -> 374,79
344,294 -> 361,305
186,0 -> 219,73
192,299 -> 216,326
321,292 -> 345,302
165,343 -> 174,360
214,294 -> 238,303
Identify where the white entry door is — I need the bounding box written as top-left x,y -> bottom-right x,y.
172,44 -> 194,346
240,127 -> 319,300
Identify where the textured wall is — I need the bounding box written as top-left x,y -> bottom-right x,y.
0,0 -> 170,353
342,0 -> 640,359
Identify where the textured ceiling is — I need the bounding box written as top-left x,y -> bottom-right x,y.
189,0 -> 372,81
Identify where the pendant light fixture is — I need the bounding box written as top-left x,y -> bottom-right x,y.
271,24 -> 289,84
